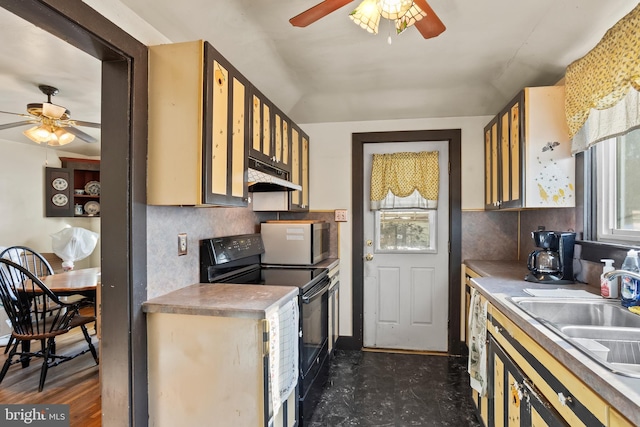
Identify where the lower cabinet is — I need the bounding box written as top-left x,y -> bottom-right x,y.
147,311 -> 297,427
470,300 -> 635,427
488,335 -> 566,426
464,263 -> 637,427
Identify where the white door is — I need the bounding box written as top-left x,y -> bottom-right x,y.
363,141 -> 449,352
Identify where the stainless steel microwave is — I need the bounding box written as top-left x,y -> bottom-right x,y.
260,221 -> 329,265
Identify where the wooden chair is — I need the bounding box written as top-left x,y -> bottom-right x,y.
0,258 -> 98,392
1,246 -> 54,354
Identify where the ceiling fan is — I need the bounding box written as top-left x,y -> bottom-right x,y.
0,84 -> 100,146
290,0 -> 446,39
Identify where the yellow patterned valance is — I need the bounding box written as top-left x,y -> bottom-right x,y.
565,3 -> 640,139
370,151 -> 439,210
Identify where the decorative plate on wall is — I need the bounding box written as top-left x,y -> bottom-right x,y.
52,177 -> 68,191
52,193 -> 68,207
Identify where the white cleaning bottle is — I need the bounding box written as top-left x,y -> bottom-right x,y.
600,259 -> 617,298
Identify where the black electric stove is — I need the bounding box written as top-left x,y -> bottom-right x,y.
200,233 -> 330,426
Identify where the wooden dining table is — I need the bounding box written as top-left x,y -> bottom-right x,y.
40,267 -> 100,299
41,267 -> 101,337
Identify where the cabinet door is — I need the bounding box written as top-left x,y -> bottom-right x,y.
250,86 -> 280,168
270,106 -> 292,173
45,167 -> 74,217
484,117 -> 500,210
289,125 -> 310,211
489,336 -> 567,427
499,92 -> 524,210
203,43 -> 248,206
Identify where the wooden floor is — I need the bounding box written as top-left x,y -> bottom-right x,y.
0,320 -> 101,427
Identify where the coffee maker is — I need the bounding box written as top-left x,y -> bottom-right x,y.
525,230 -> 576,284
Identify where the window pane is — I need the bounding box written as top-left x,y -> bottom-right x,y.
616,130 -> 640,230
375,210 -> 436,252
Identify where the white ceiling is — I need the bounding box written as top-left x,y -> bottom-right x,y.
0,1 -> 637,157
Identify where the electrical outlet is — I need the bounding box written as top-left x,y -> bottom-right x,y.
335,209 -> 348,222
178,233 -> 188,256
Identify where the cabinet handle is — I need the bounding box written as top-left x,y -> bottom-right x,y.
523,378 -> 552,409
557,392 -> 573,406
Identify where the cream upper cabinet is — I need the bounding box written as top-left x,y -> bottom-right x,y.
484,86 -> 575,211
148,40 -> 248,206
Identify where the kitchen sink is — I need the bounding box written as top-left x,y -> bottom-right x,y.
514,298 -> 640,328
508,297 -> 640,377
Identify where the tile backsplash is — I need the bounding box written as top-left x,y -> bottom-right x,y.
462,207 -> 599,288
146,207 -> 339,299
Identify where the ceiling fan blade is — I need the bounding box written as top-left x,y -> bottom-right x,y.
42,102 -> 68,119
64,126 -> 98,143
70,120 -> 101,129
0,110 -> 32,119
0,120 -> 36,131
413,0 -> 446,39
290,0 -> 354,27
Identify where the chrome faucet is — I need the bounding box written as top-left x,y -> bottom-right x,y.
603,269 -> 640,281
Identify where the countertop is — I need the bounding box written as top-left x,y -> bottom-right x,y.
142,283 -> 299,319
315,257 -> 339,271
464,259 -> 640,426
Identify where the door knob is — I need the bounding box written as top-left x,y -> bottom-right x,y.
365,253 -> 373,261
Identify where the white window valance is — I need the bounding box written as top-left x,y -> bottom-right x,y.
370,151 -> 439,210
565,3 -> 640,153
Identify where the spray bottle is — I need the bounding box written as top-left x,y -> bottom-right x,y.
621,249 -> 640,307
600,259 -> 617,298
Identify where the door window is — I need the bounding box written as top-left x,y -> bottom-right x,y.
375,210 -> 437,253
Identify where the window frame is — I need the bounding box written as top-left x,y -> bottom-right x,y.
596,135 -> 640,243
578,137 -> 640,265
374,209 -> 438,254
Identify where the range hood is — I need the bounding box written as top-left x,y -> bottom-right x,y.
248,158 -> 301,192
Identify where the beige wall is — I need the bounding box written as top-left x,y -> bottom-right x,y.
0,138 -> 100,269
303,115 -> 491,336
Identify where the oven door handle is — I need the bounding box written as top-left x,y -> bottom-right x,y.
302,280 -> 330,304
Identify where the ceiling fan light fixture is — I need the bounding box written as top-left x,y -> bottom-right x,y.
53,128 -> 75,146
395,3 -> 427,34
23,125 -> 50,144
350,0 -> 381,34
377,0 -> 413,19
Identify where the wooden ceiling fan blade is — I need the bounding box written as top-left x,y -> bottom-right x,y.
65,126 -> 98,143
290,0 -> 354,27
0,120 -> 35,131
413,0 -> 446,39
71,120 -> 101,129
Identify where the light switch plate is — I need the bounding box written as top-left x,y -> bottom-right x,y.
178,233 -> 187,256
335,209 -> 348,222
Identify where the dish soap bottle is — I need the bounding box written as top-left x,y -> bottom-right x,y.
600,259 -> 617,298
620,249 -> 640,307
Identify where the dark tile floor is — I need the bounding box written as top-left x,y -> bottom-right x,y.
307,350 -> 482,427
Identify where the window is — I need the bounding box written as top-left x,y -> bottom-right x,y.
375,210 -> 436,253
596,128 -> 640,243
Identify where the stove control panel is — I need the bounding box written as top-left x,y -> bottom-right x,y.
204,233 -> 264,265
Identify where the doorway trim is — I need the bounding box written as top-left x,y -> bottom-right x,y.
1,1 -> 148,425
347,130 -> 463,355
